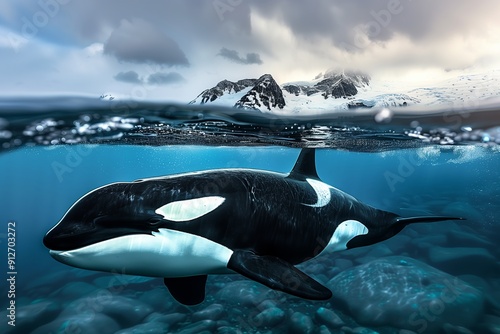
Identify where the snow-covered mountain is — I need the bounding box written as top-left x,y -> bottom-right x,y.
408,72 -> 500,107
189,74 -> 285,112
189,79 -> 256,105
283,70 -> 370,99
234,74 -> 285,111
189,69 -> 500,114
189,70 -> 373,113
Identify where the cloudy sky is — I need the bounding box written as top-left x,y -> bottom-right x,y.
1,0 -> 499,102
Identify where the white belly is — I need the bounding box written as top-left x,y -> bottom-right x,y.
49,228 -> 234,277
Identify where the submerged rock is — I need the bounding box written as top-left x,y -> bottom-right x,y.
289,312 -> 314,334
342,246 -> 372,259
477,314 -> 500,334
327,256 -> 484,332
26,270 -> 77,294
62,294 -> 153,328
115,321 -> 169,334
138,286 -> 175,311
442,323 -> 475,334
412,235 -> 448,248
257,299 -> 278,310
31,313 -> 120,334
381,234 -> 412,254
458,274 -> 491,293
447,230 -> 494,249
319,325 -> 332,334
215,280 -> 271,307
217,326 -> 243,334
145,312 -> 186,325
365,244 -> 394,258
92,274 -> 156,289
2,300 -> 61,334
334,258 -> 353,271
192,303 -> 225,321
341,326 -> 382,334
54,281 -> 98,299
428,246 -> 498,275
314,307 -> 345,328
254,306 -> 286,328
176,319 -> 216,334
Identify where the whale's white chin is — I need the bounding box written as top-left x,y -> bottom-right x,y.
47,229 -> 234,277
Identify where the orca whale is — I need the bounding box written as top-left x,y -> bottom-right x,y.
43,149 -> 462,305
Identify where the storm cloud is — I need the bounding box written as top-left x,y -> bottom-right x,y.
0,0 -> 499,98
251,0 -> 500,50
3,0 -> 500,54
147,72 -> 185,85
218,48 -> 263,65
103,18 -> 189,66
114,70 -> 141,84
4,1 -> 500,63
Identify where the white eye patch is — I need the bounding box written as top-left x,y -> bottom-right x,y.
155,196 -> 226,222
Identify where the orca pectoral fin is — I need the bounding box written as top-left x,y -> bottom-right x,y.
164,275 -> 207,306
227,250 -> 332,300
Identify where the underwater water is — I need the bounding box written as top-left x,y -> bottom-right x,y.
0,100 -> 500,334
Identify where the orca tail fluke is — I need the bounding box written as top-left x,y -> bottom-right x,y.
347,215 -> 464,249
392,216 -> 465,234
395,216 -> 465,225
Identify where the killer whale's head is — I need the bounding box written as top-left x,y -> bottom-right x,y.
43,182 -> 161,252
43,182 -> 164,274
43,181 -> 231,277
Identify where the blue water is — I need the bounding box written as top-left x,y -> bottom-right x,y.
1,144 -> 499,333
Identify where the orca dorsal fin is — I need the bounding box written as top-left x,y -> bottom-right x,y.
288,148 -> 319,180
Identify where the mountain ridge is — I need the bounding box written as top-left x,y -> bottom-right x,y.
189,70 -> 372,112
189,78 -> 257,105
188,69 -> 500,113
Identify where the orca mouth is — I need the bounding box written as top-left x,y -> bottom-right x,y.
43,219 -> 158,251
43,229 -> 114,251
43,221 -> 106,251
43,231 -> 78,251
43,217 -> 95,251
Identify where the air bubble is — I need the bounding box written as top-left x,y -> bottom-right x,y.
374,108 -> 393,123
